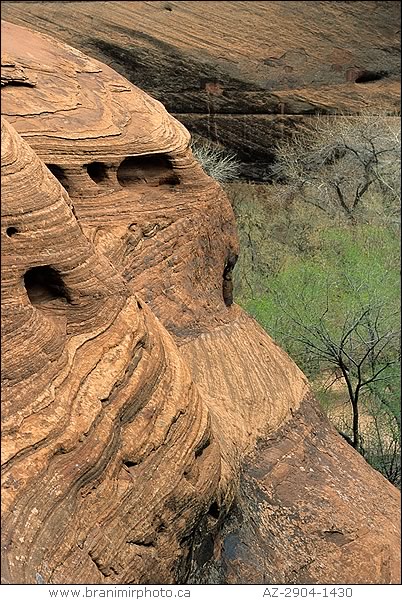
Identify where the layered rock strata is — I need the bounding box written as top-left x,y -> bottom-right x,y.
1,1 -> 400,179
1,115 -> 222,584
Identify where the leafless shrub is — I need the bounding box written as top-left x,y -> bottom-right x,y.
191,137 -> 240,183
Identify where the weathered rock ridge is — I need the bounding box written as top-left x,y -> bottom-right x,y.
1,1 -> 400,180
1,21 -> 401,585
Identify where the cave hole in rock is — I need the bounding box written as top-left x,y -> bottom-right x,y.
195,437 -> 211,459
24,266 -> 71,306
222,254 -> 238,307
117,154 -> 180,188
123,458 -> 140,468
6,227 -> 19,237
355,70 -> 388,83
46,164 -> 70,193
208,501 -> 220,520
86,161 -> 109,185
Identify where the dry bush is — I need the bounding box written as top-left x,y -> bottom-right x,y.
191,136 -> 240,183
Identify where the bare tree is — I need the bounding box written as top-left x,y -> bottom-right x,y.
270,275 -> 400,453
271,113 -> 401,223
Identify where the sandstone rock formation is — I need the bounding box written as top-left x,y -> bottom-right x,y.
1,1 -> 400,180
1,21 -> 401,585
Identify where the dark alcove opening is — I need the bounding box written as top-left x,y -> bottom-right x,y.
355,70 -> 388,84
117,154 -> 180,188
222,254 -> 238,307
24,266 -> 71,306
6,227 -> 19,237
46,164 -> 70,193
86,161 -> 109,185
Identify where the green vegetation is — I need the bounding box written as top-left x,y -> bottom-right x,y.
223,114 -> 401,487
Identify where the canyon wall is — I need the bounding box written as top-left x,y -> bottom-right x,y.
1,1 -> 400,180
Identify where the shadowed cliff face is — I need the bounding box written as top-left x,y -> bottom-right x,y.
1,22 -> 401,585
1,1 -> 400,180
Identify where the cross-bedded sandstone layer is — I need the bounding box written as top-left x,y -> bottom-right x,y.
1,21 -> 400,585
1,115 -> 223,584
1,1 -> 400,180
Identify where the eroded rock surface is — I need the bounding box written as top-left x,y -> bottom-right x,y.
1,21 -> 400,585
1,1 -> 400,179
188,396 -> 401,584
1,115 -> 222,584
